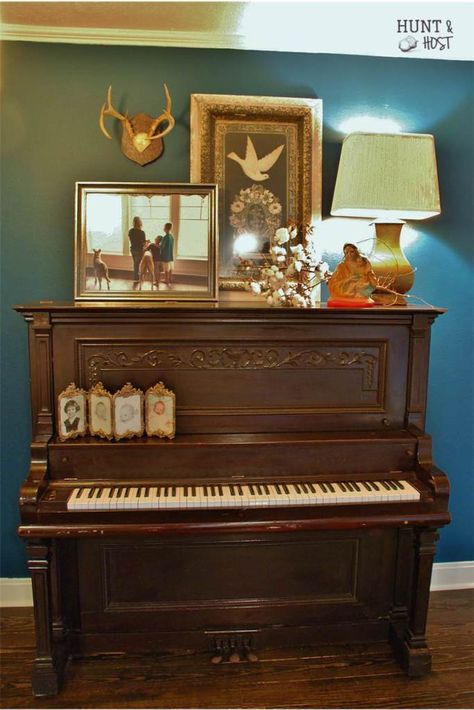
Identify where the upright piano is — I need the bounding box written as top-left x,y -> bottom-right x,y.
15,302 -> 450,696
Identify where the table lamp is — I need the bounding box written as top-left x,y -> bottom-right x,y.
331,132 -> 441,304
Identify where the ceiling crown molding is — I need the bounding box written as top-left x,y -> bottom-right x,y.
0,22 -> 251,50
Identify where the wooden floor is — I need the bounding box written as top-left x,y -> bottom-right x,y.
1,589 -> 473,709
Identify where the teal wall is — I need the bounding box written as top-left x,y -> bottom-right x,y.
1,42 -> 473,576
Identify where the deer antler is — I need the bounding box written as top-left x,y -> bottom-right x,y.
147,84 -> 176,141
99,86 -> 134,140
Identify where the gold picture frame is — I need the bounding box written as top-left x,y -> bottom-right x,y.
75,182 -> 219,302
88,382 -> 113,440
144,382 -> 176,439
190,94 -> 322,290
113,382 -> 144,440
57,382 -> 88,441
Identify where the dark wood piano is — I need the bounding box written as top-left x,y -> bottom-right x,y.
15,302 -> 450,696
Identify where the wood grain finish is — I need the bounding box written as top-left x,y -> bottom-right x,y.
1,590 -> 472,709
14,303 -> 450,696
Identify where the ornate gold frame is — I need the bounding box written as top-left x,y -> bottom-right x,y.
75,182 -> 219,302
144,382 -> 176,440
88,382 -> 113,440
112,382 -> 144,440
57,382 -> 88,442
190,94 -> 322,290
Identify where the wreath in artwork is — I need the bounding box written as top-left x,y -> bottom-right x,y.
229,184 -> 283,250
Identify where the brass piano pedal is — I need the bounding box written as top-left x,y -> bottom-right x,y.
228,637 -> 240,663
211,640 -> 224,664
244,640 -> 258,662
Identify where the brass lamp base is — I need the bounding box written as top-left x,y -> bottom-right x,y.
369,222 -> 414,303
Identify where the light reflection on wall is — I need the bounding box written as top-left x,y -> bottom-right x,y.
316,217 -> 418,266
337,115 -> 404,135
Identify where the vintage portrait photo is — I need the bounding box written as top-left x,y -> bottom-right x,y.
113,383 -> 144,440
145,383 -> 176,439
88,382 -> 113,439
57,383 -> 87,441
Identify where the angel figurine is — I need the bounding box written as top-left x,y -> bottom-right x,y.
327,243 -> 377,308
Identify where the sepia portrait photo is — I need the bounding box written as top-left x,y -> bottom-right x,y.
88,382 -> 113,439
113,383 -> 144,440
145,382 -> 176,439
57,383 -> 87,441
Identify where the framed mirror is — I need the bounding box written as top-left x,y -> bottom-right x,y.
75,182 -> 218,301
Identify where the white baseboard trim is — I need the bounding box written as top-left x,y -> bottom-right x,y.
1,561 -> 472,607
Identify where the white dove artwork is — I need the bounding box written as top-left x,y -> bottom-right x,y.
227,136 -> 285,182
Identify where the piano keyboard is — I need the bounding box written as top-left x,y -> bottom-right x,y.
67,480 -> 420,510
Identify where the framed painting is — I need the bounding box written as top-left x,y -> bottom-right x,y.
88,382 -> 113,440
75,182 -> 218,301
57,383 -> 88,442
190,94 -> 322,289
144,382 -> 176,439
113,383 -> 144,440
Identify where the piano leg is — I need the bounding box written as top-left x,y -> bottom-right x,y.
390,527 -> 439,677
27,540 -> 68,697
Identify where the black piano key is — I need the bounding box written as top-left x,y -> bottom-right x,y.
308,483 -> 316,493
327,482 -> 335,493
300,483 -> 309,493
387,480 -> 398,491
393,480 -> 404,490
163,487 -> 168,497
136,488 -> 142,498
294,483 -> 302,493
88,488 -> 96,498
346,481 -> 354,492
263,484 -> 270,495
117,488 -> 123,498
210,485 -> 216,496
144,487 -> 149,497
124,487 -> 130,498
230,485 -> 235,496
237,485 -> 244,496
381,481 -> 390,491
192,486 -> 196,496
77,488 -> 84,499
171,486 -> 176,496
283,484 -> 290,494
256,484 -> 263,495
362,481 -> 372,491
351,481 -> 361,491
217,485 -> 223,496
108,488 -> 115,498
275,484 -> 282,494
203,486 -> 208,497
337,482 -> 347,492
249,484 -> 255,495
320,482 -> 328,493
371,482 -> 380,491
183,487 -> 188,497
97,489 -> 103,499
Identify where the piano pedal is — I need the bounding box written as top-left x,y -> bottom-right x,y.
211,640 -> 224,664
229,639 -> 240,663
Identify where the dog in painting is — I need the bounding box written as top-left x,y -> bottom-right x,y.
93,249 -> 111,290
138,242 -> 155,290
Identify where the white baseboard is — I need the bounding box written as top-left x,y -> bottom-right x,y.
1,561 -> 472,607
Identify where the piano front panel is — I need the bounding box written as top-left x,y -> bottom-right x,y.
76,529 -> 398,648
51,315 -> 411,433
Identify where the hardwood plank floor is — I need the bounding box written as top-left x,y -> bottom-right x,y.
1,589 -> 473,709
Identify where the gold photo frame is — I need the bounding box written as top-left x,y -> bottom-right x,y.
88,382 -> 113,440
57,383 -> 88,442
144,382 -> 176,439
75,182 -> 219,302
113,383 -> 144,440
190,94 -> 322,290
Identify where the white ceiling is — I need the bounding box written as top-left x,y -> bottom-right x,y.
0,2 -> 472,60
